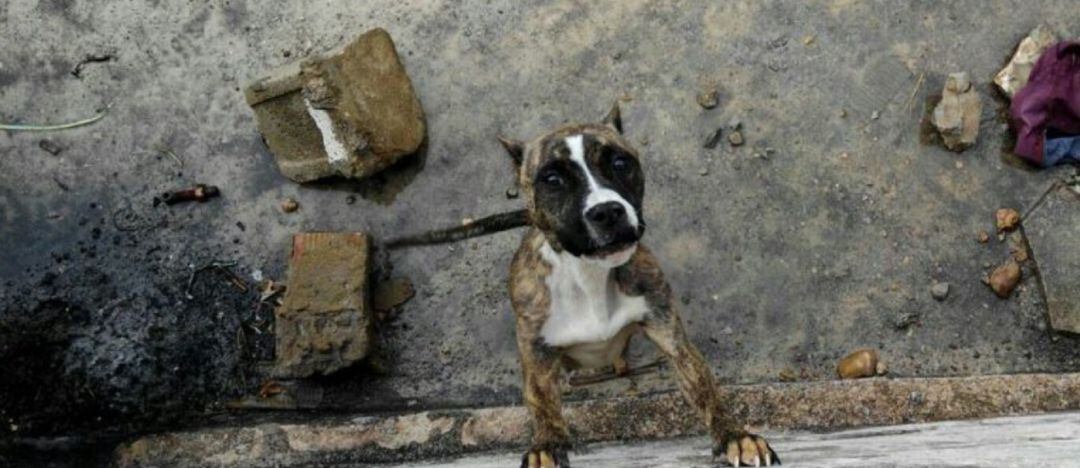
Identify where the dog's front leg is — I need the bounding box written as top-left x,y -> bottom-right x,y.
516,331 -> 571,468
642,309 -> 779,466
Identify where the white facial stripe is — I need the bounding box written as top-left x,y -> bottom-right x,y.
565,135 -> 639,228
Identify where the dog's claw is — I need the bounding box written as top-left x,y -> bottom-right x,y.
521,447 -> 569,468
718,433 -> 778,467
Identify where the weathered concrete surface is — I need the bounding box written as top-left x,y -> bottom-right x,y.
397,412 -> 1080,468
273,232 -> 373,378
112,372 -> 1080,466
245,28 -> 426,183
1026,185 -> 1080,334
3,0 -> 1080,451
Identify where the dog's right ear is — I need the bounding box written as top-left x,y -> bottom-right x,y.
498,136 -> 524,166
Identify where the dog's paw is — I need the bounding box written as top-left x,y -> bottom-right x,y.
520,447 -> 570,468
714,432 -> 780,467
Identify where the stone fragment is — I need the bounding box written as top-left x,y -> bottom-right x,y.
245,28 -> 425,183
697,87 -> 720,109
1023,186 -> 1080,333
994,24 -> 1058,97
987,260 -> 1021,299
280,198 -> 299,213
837,349 -> 886,379
995,208 -> 1021,232
931,282 -> 950,301
931,72 -> 982,152
274,232 -> 373,378
728,130 -> 744,147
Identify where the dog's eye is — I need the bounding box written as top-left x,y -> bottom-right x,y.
541,171 -> 564,187
612,155 -> 632,172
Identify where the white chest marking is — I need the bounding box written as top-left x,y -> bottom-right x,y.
538,242 -> 649,347
565,135 -> 640,228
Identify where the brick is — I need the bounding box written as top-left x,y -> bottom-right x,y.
273,232 -> 373,378
245,28 -> 426,182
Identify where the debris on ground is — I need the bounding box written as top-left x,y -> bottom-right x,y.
1023,184 -> 1080,333
505,186 -> 519,199
71,52 -> 116,78
987,260 -> 1021,299
373,277 -> 415,319
728,129 -> 744,147
779,367 -> 798,382
977,230 -> 990,243
280,197 -> 299,213
703,127 -> 724,149
931,282 -> 950,301
38,139 -> 63,155
0,108 -> 107,131
697,86 -> 720,109
837,348 -> 886,379
995,24 -> 1058,98
931,72 -> 982,152
274,232 -> 374,378
1010,41 -> 1080,167
245,28 -> 426,183
894,311 -> 920,331
158,184 -> 220,206
226,379 -> 325,410
995,208 -> 1021,232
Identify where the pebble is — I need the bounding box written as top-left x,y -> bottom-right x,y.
346,195 -> 357,205
697,87 -> 720,109
38,139 -> 63,156
281,198 -> 299,213
505,187 -> 519,199
931,282 -> 950,301
871,110 -> 880,120
728,130 -> 744,146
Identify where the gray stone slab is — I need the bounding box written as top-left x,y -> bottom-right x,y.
399,412 -> 1080,468
1026,185 -> 1080,334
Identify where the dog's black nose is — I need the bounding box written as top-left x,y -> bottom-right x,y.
585,202 -> 626,228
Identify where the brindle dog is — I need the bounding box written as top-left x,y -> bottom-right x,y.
499,104 -> 780,467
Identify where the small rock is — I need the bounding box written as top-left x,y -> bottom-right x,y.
994,24 -> 1058,97
38,139 -> 63,155
728,130 -> 744,147
870,110 -> 880,120
931,282 -> 950,301
505,186 -> 519,199
839,109 -> 847,118
931,72 -> 982,152
1011,247 -> 1029,263
837,349 -> 887,379
995,208 -> 1021,232
802,34 -> 816,45
778,368 -> 797,382
988,260 -> 1021,298
697,87 -> 720,109
699,166 -> 709,176
977,230 -> 990,243
346,195 -> 357,205
281,198 -> 299,213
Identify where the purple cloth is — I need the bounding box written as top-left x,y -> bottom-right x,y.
1010,41 -> 1080,167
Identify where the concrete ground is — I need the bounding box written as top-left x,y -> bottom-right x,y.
2,0 -> 1080,463
397,412 -> 1080,468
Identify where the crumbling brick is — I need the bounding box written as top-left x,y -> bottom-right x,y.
274,232 -> 373,378
245,28 -> 426,182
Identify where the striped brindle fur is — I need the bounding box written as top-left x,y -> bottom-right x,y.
500,104 -> 780,467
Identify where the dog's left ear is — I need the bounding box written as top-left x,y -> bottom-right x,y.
602,102 -> 623,134
497,136 -> 524,166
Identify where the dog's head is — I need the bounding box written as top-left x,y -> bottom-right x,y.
500,103 -> 645,265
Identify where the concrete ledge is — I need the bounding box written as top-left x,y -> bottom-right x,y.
113,373 -> 1080,467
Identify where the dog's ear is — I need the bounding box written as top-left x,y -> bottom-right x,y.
497,136 -> 524,166
602,102 -> 623,134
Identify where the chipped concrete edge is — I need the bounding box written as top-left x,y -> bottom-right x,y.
112,372 -> 1080,467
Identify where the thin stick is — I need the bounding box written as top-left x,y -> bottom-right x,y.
905,72 -> 925,113
0,111 -> 106,132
